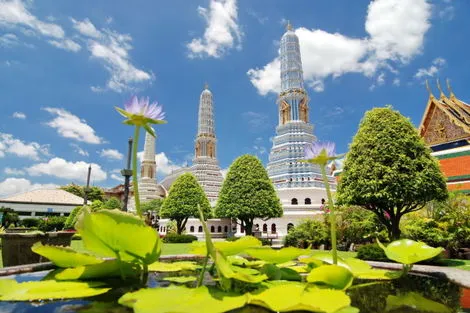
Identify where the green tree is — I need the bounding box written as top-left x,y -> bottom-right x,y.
336,107 -> 448,240
141,198 -> 163,216
103,197 -> 122,210
215,154 -> 283,236
64,206 -> 83,229
160,173 -> 211,234
60,184 -> 104,202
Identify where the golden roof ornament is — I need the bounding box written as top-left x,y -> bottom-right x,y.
425,80 -> 435,98
436,78 -> 446,99
446,78 -> 455,98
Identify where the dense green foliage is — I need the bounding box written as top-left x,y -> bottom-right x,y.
356,243 -> 387,261
102,197 -> 122,210
0,207 -> 19,227
162,233 -> 198,243
337,107 -> 448,239
20,218 -> 39,228
64,206 -> 83,229
401,215 -> 449,248
215,155 -> 282,235
60,184 -> 104,202
284,219 -> 328,248
38,216 -> 67,232
336,206 -> 388,248
160,173 -> 211,234
141,198 -> 163,215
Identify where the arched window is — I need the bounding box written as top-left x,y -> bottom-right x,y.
210,226 -> 215,233
305,198 -> 311,205
254,224 -> 259,232
217,226 -> 222,233
190,226 -> 194,233
198,226 -> 203,233
287,223 -> 294,232
271,223 -> 276,233
241,225 -> 245,233
263,224 -> 268,232
291,198 -> 298,205
224,226 -> 228,233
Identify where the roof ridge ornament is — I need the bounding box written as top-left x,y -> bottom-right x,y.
436,78 -> 446,99
446,78 -> 455,98
425,80 -> 434,98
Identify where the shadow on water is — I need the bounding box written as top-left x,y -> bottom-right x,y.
1,270 -> 469,313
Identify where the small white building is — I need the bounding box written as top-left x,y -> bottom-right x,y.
0,189 -> 86,219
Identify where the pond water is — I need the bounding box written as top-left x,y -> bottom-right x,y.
1,270 -> 469,313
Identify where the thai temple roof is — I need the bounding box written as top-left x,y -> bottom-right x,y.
419,79 -> 470,148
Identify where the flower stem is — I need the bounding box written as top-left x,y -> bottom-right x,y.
321,165 -> 337,265
197,253 -> 209,287
132,126 -> 142,217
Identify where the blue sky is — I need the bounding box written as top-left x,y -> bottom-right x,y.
0,0 -> 468,196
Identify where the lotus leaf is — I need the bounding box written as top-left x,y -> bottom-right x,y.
306,265 -> 353,290
231,265 -> 262,276
248,282 -> 353,312
245,247 -> 311,264
277,261 -> 297,268
191,236 -> 262,256
287,265 -> 310,273
53,259 -> 137,280
0,279 -> 110,301
385,292 -> 452,313
215,250 -> 268,284
31,242 -> 103,268
148,261 -> 200,272
279,267 -> 302,281
377,239 -> 444,265
227,255 -> 265,268
299,253 -> 346,268
342,258 -> 396,280
76,208 -> 161,264
261,264 -> 282,280
163,276 -> 197,284
119,285 -> 247,313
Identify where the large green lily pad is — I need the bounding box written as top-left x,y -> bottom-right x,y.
53,259 -> 137,280
119,286 -> 247,313
31,242 -> 103,268
342,258 -> 397,280
0,279 -> 110,301
385,292 -> 452,313
75,208 -> 161,264
191,236 -> 262,256
244,247 -> 311,264
306,265 -> 353,290
148,261 -> 200,272
378,239 -> 444,265
249,282 -> 353,313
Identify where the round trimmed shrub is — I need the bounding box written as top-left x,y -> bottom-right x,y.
284,219 -> 328,248
21,218 -> 40,228
162,233 -> 198,243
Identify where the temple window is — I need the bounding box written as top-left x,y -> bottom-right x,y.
190,226 -> 194,233
263,224 -> 268,232
287,223 -> 294,232
210,226 -> 215,233
291,198 -> 298,205
271,224 -> 277,233
217,226 -> 222,233
305,198 -> 311,205
198,226 -> 203,233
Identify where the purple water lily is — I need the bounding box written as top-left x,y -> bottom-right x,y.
304,141 -> 336,160
124,96 -> 165,121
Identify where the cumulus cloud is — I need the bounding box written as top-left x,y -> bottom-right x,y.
43,107 -> 103,144
100,148 -> 123,160
0,0 -> 80,51
414,57 -> 446,79
26,157 -> 107,182
0,133 -> 49,160
71,18 -> 153,92
12,111 -> 26,119
4,167 -> 25,175
69,143 -> 88,157
248,0 -> 432,95
0,177 -> 58,197
187,0 -> 242,58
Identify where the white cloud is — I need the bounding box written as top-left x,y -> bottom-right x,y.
248,0 -> 432,95
4,167 -> 25,175
0,133 -> 49,160
71,18 -> 153,92
48,38 -> 81,52
110,169 -> 122,181
187,0 -> 242,58
12,111 -> 26,119
241,111 -> 269,131
27,157 -> 107,182
43,107 -> 103,144
0,178 -> 58,197
0,33 -> 19,47
439,1 -> 455,20
414,57 -> 446,79
220,168 -> 228,178
0,0 -> 79,50
137,151 -> 183,176
100,148 -> 123,160
393,78 -> 400,86
69,143 -> 88,157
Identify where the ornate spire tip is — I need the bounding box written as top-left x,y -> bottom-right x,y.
204,82 -> 209,90
286,20 -> 292,31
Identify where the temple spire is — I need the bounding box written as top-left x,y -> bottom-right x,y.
425,80 -> 435,98
446,78 -> 456,98
286,20 -> 292,31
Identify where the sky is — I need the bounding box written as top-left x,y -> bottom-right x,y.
0,0 -> 468,197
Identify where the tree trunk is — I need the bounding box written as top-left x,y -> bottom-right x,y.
176,218 -> 188,235
244,219 -> 254,236
388,216 -> 402,241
